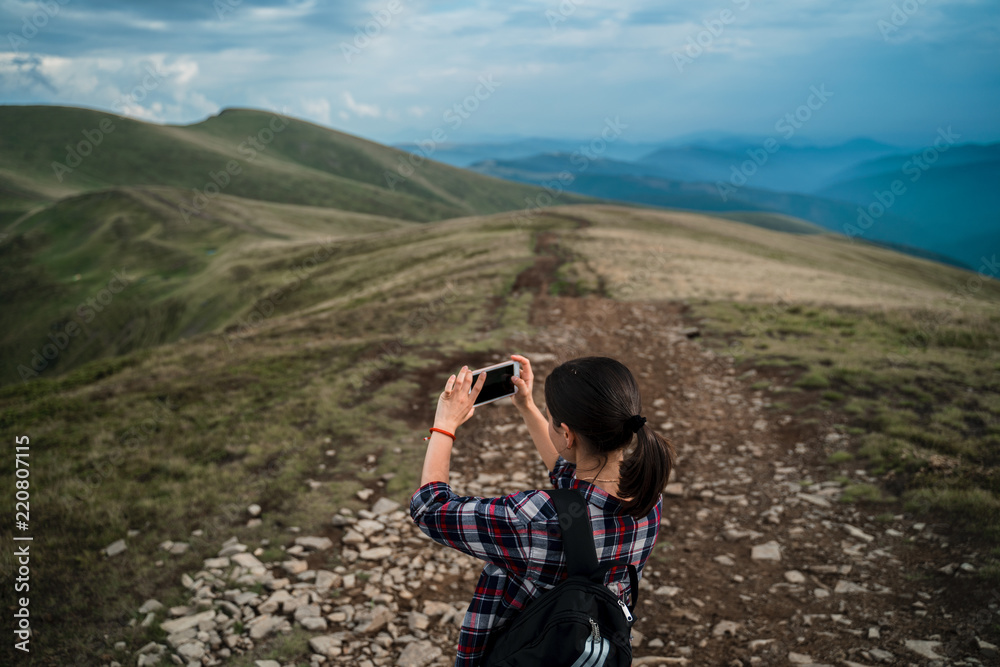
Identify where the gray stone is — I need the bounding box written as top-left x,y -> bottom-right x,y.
359,546 -> 394,561
282,559 -> 308,574
294,604 -> 321,621
309,634 -> 343,657
371,497 -> 401,515
247,614 -> 284,640
868,648 -> 894,662
258,590 -> 293,615
175,642 -> 205,661
834,580 -> 869,594
904,640 -> 943,660
231,552 -> 266,573
247,504 -> 262,517
797,493 -> 831,508
783,570 -> 806,584
315,570 -> 340,592
103,539 -> 127,557
397,640 -> 443,667
300,616 -> 328,631
751,541 -> 781,561
843,524 -> 874,542
160,610 -> 216,635
295,536 -> 334,551
712,620 -> 741,637
138,599 -> 163,614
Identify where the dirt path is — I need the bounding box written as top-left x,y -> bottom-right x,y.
400,227 -> 1000,665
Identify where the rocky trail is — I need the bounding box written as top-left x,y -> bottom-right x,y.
119,232 -> 1000,667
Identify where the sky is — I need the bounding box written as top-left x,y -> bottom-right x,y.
1,0 -> 998,147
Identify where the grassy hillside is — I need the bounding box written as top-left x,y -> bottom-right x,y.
0,105 -> 603,385
0,185 -> 425,385
1,203 -> 998,665
0,105 -> 594,223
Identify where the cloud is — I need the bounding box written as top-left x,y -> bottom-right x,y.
302,96 -> 331,124
342,91 -> 380,118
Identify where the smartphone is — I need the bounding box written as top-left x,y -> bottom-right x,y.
469,360 -> 521,407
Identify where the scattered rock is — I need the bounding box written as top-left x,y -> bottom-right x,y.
784,570 -> 806,584
712,620 -> 741,637
904,639 -> 944,660
397,639 -> 443,667
103,539 -> 126,557
751,541 -> 781,561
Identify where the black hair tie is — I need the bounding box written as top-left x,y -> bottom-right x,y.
625,414 -> 646,434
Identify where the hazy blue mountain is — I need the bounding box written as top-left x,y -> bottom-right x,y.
638,138 -> 899,194
818,144 -> 1000,269
393,138 -> 668,167
469,150 -> 984,269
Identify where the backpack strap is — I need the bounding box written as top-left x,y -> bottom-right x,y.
548,488 -> 599,576
548,488 -> 639,614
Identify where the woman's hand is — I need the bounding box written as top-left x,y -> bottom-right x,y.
433,365 -> 487,432
509,354 -> 536,413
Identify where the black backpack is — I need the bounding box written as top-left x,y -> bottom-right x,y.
482,488 -> 639,667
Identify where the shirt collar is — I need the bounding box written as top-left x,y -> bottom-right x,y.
562,475 -> 624,512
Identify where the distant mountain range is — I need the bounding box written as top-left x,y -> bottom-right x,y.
399,135 -> 1000,269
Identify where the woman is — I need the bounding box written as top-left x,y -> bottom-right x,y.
409,353 -> 675,666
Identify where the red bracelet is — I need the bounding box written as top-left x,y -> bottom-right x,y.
424,427 -> 455,441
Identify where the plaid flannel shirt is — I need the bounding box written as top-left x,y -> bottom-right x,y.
409,455 -> 662,666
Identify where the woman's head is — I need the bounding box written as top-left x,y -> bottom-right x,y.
544,356 -> 675,519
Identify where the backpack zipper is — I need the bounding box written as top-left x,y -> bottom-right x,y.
617,598 -> 633,623
589,617 -> 601,641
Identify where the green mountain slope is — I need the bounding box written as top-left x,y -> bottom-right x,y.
0,105 -> 593,223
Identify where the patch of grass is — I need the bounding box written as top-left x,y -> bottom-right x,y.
750,380 -> 771,391
795,371 -> 830,390
903,487 -> 1000,541
841,483 -> 897,504
874,513 -> 896,523
828,451 -> 854,464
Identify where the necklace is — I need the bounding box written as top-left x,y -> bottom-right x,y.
580,475 -> 619,483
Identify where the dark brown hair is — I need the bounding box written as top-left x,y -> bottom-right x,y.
544,356 -> 675,519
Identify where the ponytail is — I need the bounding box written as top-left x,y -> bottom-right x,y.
544,356 -> 677,520
618,426 -> 674,519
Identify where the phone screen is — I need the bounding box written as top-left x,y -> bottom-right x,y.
471,363 -> 516,406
